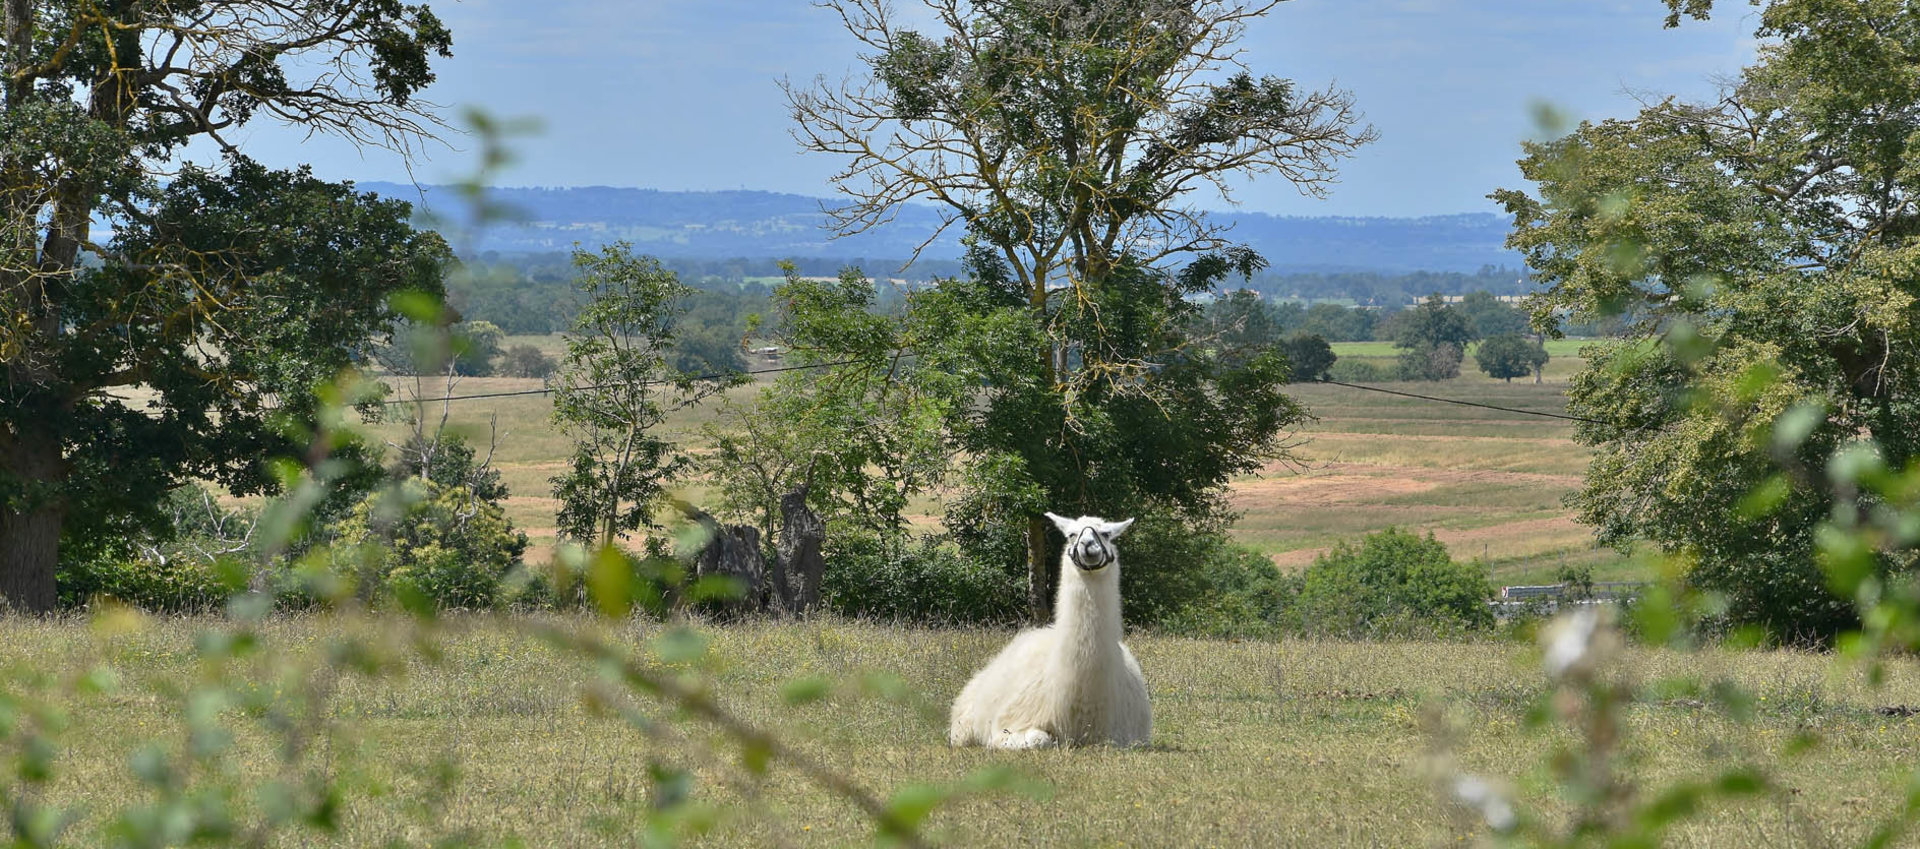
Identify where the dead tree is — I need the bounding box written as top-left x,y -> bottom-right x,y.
686,508 -> 769,613
773,484 -> 826,614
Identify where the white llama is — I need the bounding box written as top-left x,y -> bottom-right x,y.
947,513 -> 1151,749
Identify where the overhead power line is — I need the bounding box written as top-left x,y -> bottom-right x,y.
1314,377 -> 1605,425
376,359 -> 862,408
359,358 -> 1605,427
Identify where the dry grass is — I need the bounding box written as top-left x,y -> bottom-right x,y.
1256,373 -> 1613,585
8,615 -> 1919,847
203,335 -> 1613,585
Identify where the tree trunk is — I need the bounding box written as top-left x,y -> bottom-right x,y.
776,484 -> 824,614
0,503 -> 60,614
1026,516 -> 1051,623
0,429 -> 66,614
688,508 -> 767,614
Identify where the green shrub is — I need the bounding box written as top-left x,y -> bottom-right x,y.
1327,358 -> 1397,383
1153,542 -> 1298,639
57,486 -> 259,612
823,533 -> 1024,625
328,479 -> 529,610
58,554 -> 247,612
1295,528 -> 1493,637
1398,342 -> 1463,381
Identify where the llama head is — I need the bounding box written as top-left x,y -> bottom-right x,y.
1045,512 -> 1135,571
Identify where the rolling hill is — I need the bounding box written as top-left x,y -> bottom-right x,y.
359,182 -> 1524,273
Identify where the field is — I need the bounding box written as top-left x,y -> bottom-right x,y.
52,337 -> 1920,847
363,335 -> 1624,588
9,614 -> 1919,847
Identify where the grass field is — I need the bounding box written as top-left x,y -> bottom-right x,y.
8,614 -> 1918,847
366,335 -> 1623,588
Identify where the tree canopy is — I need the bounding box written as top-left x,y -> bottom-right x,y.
789,0 -> 1369,616
1497,0 -> 1920,639
1,0 -> 453,611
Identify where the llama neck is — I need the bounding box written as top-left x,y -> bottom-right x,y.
1052,554 -> 1123,655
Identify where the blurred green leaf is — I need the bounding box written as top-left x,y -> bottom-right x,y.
687,575 -> 745,603
19,734 -> 56,782
77,665 -> 119,695
588,546 -> 635,619
647,763 -> 694,811
389,290 -> 446,324
781,676 -> 832,706
741,740 -> 772,775
878,783 -> 949,840
1770,401 -> 1825,454
1736,475 -> 1791,519
651,628 -> 709,664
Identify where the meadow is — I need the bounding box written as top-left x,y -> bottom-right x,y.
367,335 -> 1623,588
49,337 -> 1920,847
9,614 -> 1918,847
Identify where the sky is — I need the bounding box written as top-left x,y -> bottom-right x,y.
216,0 -> 1762,218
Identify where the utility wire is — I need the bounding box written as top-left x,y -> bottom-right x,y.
1314,377 -> 1605,425
364,358 -> 1605,426
334,359 -> 864,409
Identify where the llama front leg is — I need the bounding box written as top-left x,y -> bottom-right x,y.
988,727 -> 1056,750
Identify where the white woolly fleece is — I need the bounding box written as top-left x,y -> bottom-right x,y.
948,514 -> 1151,749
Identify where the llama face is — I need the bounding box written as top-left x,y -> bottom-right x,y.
1045,512 -> 1135,571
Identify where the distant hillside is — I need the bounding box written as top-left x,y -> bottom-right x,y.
359,183 -> 1523,273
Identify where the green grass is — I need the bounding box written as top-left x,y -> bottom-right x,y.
9,615 -> 1920,847
1330,338 -> 1594,358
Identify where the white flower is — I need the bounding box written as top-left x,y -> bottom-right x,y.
1451,774 -> 1517,832
1542,606 -> 1602,680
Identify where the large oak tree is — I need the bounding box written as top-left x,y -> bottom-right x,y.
1,0 -> 453,612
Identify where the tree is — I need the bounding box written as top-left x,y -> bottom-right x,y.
1390,295 -> 1473,381
550,244 -> 742,548
709,267 -> 962,558
1279,332 -> 1335,383
499,344 -> 559,379
453,320 -> 504,376
1496,0 -> 1920,639
0,0 -> 452,612
1391,294 -> 1475,351
788,0 -> 1371,618
1300,301 -> 1375,342
1474,334 -> 1548,382
934,250 -> 1308,620
1458,290 -> 1529,339
1203,289 -> 1283,357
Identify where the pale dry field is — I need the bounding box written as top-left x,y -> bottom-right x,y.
171,334 -> 1616,585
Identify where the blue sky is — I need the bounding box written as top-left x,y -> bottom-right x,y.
220,0 -> 1760,218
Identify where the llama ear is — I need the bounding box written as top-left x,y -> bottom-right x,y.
1044,512 -> 1075,534
1100,518 -> 1135,538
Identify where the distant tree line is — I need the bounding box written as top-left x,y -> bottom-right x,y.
448,254 -> 1540,336
1243,266 -> 1532,304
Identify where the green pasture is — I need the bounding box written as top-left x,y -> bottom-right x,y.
8,615 -> 1917,847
